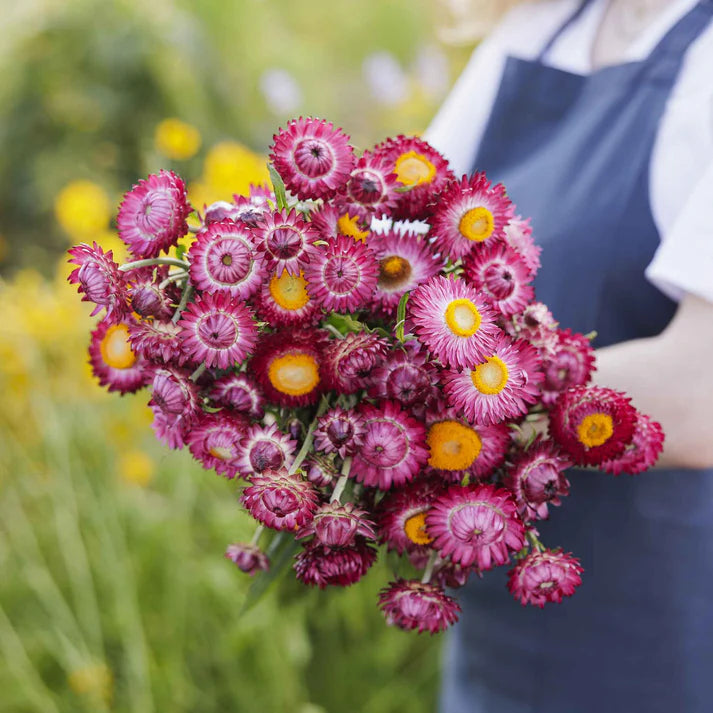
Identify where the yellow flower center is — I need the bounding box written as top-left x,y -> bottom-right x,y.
404,512 -> 433,545
394,151 -> 436,187
458,206 -> 495,242
268,353 -> 320,396
471,356 -> 509,395
337,213 -> 369,242
378,255 -> 412,289
577,413 -> 614,448
444,298 -> 482,337
100,324 -> 136,369
427,420 -> 482,470
209,445 -> 235,461
269,271 -> 310,311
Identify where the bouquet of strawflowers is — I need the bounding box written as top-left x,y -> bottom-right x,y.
68,117 -> 664,634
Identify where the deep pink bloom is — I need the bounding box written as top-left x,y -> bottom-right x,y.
341,151 -> 398,220
126,266 -> 175,320
503,215 -> 541,276
297,502 -> 376,547
309,203 -> 369,241
351,401 -> 429,490
409,275 -> 500,370
313,407 -> 366,458
178,292 -> 258,369
508,549 -> 583,607
549,386 -> 637,466
303,455 -> 340,488
241,467 -> 319,531
270,117 -> 355,200
128,319 -> 185,364
225,543 -> 270,576
426,484 -> 526,570
68,242 -> 129,321
148,366 -> 201,445
378,580 -> 460,634
187,411 -> 249,478
188,220 -> 266,299
303,235 -> 379,313
209,373 -> 265,419
540,329 -> 596,405
117,170 -> 191,258
442,332 -> 543,426
601,412 -> 664,475
322,331 -> 388,394
236,422 -> 296,476
255,268 -> 320,328
294,538 -> 376,588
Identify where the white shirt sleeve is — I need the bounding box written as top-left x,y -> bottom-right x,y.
645,160 -> 713,303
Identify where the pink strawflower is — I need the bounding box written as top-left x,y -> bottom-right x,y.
126,266 -> 175,320
205,193 -> 269,228
188,221 -> 266,299
430,172 -> 514,260
309,203 -> 366,241
378,580 -> 460,634
313,407 -> 366,458
462,243 -> 534,317
351,401 -> 429,490
252,208 -> 321,276
149,365 -> 201,422
303,454 -> 340,488
510,302 -> 560,354
225,543 -> 270,576
209,373 -> 265,420
549,386 -> 637,466
117,170 -> 191,258
255,269 -> 321,327
426,483 -> 526,570
68,242 -> 129,321
270,117 -> 355,200
297,502 -> 376,547
294,538 -> 376,588
372,135 -> 454,220
442,332 -> 543,426
370,230 -> 442,316
504,439 -> 571,521
128,319 -> 185,364
236,422 -> 297,475
341,151 -> 398,220
88,318 -> 150,394
187,411 -> 249,478
508,549 -> 583,607
303,235 -> 379,313
540,329 -> 596,405
409,275 -> 500,370
601,412 -> 664,475
178,291 -> 258,369
241,467 -> 319,531
503,215 -> 541,276
322,331 -> 388,394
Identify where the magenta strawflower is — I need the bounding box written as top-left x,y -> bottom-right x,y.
147,366 -> 201,450
462,243 -> 534,317
426,483 -> 525,570
209,373 -> 265,420
270,117 -> 355,200
255,269 -> 320,327
128,319 -> 185,364
178,292 -> 258,369
309,203 -> 371,243
294,538 -> 376,588
430,172 -> 514,260
187,411 -> 249,478
126,266 -> 175,320
297,502 -> 377,547
68,242 -> 129,321
341,151 -> 398,220
303,235 -> 379,313
303,454 -> 340,488
409,275 -> 500,370
442,332 -> 543,426
188,221 -> 266,299
503,215 -> 541,276
88,318 -> 151,394
370,230 -> 442,316
507,549 -> 583,607
322,331 -> 388,394
601,412 -> 664,475
241,467 -> 319,531
351,401 -> 429,490
540,329 -> 596,405
549,386 -> 637,466
252,208 -> 321,276
236,422 -> 296,475
313,407 -> 366,458
117,170 -> 191,258
225,543 -> 270,576
378,580 -> 460,634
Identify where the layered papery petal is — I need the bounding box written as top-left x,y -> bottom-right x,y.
601,412 -> 664,475
187,411 -> 249,478
255,269 -> 320,327
297,502 -> 377,547
128,319 -> 185,365
378,580 -> 460,634
322,331 -> 388,394
313,407 -> 366,458
225,543 -> 270,576
503,215 -> 541,276
510,302 -> 560,355
236,422 -> 297,475
341,151 -> 398,220
309,204 -> 371,243
303,454 -> 341,489
540,329 -> 596,405
508,549 -> 583,607
209,373 -> 265,419
126,266 -> 175,320
294,538 -> 376,588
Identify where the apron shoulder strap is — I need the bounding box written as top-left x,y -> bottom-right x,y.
537,0 -> 593,62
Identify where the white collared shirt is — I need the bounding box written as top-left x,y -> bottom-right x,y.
425,0 -> 713,303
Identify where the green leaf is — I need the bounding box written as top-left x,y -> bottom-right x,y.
174,242 -> 187,261
324,312 -> 365,336
395,291 -> 410,342
268,163 -> 289,212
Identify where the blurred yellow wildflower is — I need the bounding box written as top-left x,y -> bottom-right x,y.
119,449 -> 155,487
203,141 -> 270,201
68,662 -> 113,706
55,180 -> 112,240
155,118 -> 202,160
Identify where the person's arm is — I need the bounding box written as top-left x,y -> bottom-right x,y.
593,293 -> 713,469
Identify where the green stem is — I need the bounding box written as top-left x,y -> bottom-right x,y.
330,456 -> 352,504
119,257 -> 189,272
190,363 -> 206,382
172,283 -> 194,324
288,397 -> 330,475
420,550 -> 439,584
250,525 -> 265,547
526,529 -> 545,553
159,271 -> 188,289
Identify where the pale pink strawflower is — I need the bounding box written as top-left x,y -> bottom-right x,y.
503,215 -> 541,276
601,412 -> 664,476
297,501 -> 376,547
187,411 -> 249,479
510,302 -> 559,354
294,538 -> 376,588
507,549 -> 583,607
225,543 -> 270,576
378,580 -> 460,634
117,170 -> 191,258
236,422 -> 296,475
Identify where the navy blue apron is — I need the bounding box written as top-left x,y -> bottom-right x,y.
441,3 -> 713,712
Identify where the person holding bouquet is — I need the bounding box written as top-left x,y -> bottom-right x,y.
426,0 -> 713,711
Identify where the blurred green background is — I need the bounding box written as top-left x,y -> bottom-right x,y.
0,1 -> 478,710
